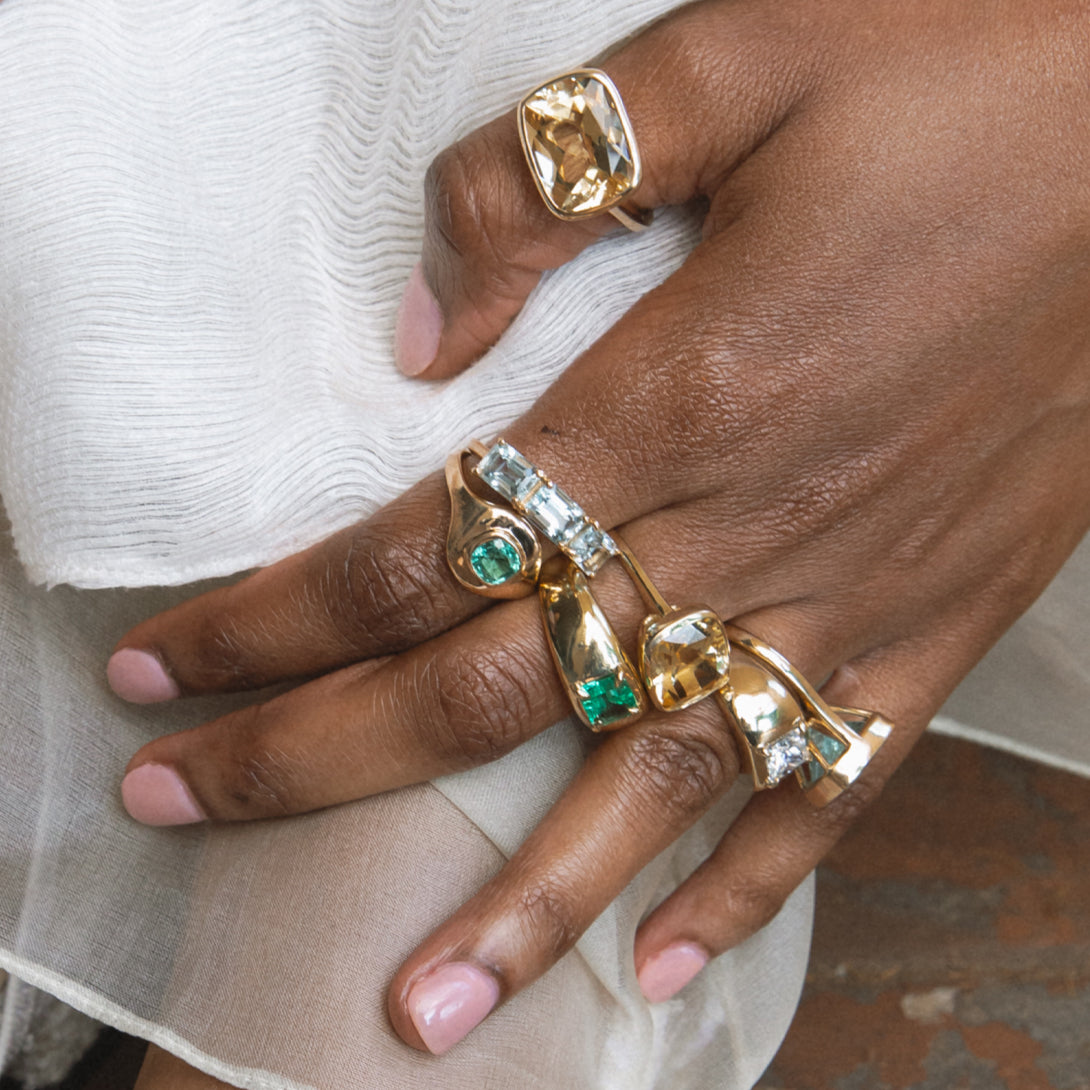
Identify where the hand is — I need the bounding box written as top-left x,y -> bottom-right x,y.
108,0 -> 1090,1055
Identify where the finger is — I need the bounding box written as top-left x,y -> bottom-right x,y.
382,621 -> 850,1055
631,627 -> 970,1003
383,693 -> 742,1054
110,205 -> 833,707
396,0 -> 812,378
117,506 -> 806,824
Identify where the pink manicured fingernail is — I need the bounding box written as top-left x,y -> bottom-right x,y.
121,764 -> 206,826
638,942 -> 709,1003
407,962 -> 499,1054
395,263 -> 443,376
107,648 -> 180,704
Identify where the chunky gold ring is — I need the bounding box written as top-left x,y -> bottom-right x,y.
613,540 -> 732,712
612,539 -> 893,805
538,555 -> 646,731
517,68 -> 652,232
445,447 -> 541,597
719,627 -> 893,807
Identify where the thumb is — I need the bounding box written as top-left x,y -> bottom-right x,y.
395,1 -> 809,379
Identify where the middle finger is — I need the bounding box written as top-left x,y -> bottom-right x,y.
118,506 -> 816,825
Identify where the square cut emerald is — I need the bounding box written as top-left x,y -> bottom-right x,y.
576,672 -> 640,728
469,538 -> 521,585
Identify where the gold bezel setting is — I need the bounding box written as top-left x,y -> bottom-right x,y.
517,68 -> 643,224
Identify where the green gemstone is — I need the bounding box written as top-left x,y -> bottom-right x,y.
810,728 -> 848,766
469,538 -> 522,585
799,727 -> 849,788
576,673 -> 641,727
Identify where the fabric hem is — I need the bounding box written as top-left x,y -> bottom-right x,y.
0,953 -> 310,1090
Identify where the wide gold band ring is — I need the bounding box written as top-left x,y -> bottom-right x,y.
721,627 -> 893,807
517,68 -> 652,232
538,555 -> 646,731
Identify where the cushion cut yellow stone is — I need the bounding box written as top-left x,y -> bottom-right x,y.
640,609 -> 731,712
519,71 -> 638,217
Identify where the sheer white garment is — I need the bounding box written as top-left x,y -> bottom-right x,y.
0,1 -> 813,1087
0,0 -> 1085,1088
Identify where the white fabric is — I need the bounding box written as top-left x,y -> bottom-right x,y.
0,522 -> 812,1089
0,1 -> 814,1087
0,1 -> 1085,1088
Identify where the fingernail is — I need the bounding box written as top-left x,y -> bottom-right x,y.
107,648 -> 180,704
395,263 -> 443,376
638,942 -> 709,1003
407,962 -> 499,1054
121,763 -> 206,826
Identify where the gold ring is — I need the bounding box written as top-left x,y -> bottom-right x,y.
469,439 -> 617,577
517,68 -> 652,232
538,555 -> 646,732
721,627 -> 893,807
612,539 -> 893,805
613,539 -> 732,712
445,447 -> 541,597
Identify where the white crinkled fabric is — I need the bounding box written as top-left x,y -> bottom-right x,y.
0,1 -> 1085,1088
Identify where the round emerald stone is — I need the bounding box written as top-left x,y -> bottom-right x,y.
469,538 -> 522,585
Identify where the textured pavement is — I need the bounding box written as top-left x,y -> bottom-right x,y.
761,733 -> 1090,1090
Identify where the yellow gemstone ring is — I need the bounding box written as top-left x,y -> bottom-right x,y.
612,540 -> 894,805
517,69 -> 652,231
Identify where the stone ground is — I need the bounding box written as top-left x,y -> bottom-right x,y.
3,732 -> 1087,1090
760,734 -> 1090,1090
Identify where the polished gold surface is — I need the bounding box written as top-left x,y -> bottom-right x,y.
615,538 -> 732,712
538,554 -> 645,731
445,448 -> 540,598
517,68 -> 647,230
725,626 -> 893,806
715,649 -> 811,789
640,608 -> 731,711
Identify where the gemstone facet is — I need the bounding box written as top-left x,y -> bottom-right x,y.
477,441 -> 534,501
567,522 -> 616,574
524,483 -> 583,544
760,726 -> 810,786
576,671 -> 642,729
519,71 -> 639,219
469,538 -> 522,585
641,609 -> 731,711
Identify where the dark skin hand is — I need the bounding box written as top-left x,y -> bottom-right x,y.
122,0 -> 1090,1076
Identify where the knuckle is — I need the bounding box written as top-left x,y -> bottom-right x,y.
217,707 -> 299,817
425,139 -> 523,279
333,519 -> 448,651
621,726 -> 733,825
426,142 -> 491,259
188,610 -> 267,690
427,646 -> 535,766
723,880 -> 788,935
516,878 -> 583,962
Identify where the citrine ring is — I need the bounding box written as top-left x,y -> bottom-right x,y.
517,68 -> 652,232
612,542 -> 894,805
